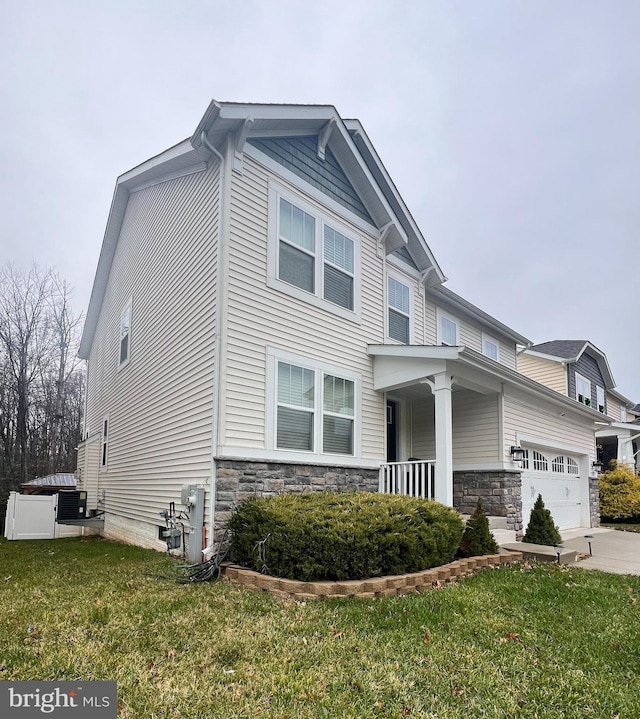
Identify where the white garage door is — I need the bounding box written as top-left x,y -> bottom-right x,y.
521,450 -> 584,531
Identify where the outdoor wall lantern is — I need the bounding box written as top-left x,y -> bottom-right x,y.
510,446 -> 526,462
592,460 -> 604,473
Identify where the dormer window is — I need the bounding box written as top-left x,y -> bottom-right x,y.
575,373 -> 591,407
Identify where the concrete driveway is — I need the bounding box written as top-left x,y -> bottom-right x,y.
560,527 -> 640,575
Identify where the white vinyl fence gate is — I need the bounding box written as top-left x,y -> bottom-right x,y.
3,492 -> 84,540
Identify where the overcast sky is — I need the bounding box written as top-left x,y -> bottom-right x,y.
1,1 -> 639,398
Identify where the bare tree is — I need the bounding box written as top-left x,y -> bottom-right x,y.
0,264 -> 84,493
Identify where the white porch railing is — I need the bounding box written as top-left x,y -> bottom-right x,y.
379,460 -> 436,499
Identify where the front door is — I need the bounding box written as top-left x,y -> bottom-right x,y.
387,400 -> 398,462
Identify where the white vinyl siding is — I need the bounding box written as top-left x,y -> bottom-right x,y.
119,300 -> 132,368
223,155 -> 384,462
408,392 -> 500,466
604,393 -> 622,421
517,353 -> 567,395
452,391 -> 501,464
84,162 -> 219,527
503,388 -> 596,466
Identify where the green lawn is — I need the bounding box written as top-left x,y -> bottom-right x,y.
0,537 -> 639,719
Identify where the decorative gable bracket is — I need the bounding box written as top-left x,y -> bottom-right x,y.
379,221 -> 407,254
317,119 -> 336,161
233,118 -> 255,172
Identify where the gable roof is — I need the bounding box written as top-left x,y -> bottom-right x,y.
522,340 -> 616,389
80,100 -> 446,358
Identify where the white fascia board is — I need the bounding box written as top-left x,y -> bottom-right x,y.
609,387 -> 636,406
367,344 -> 461,360
428,285 -> 531,345
581,342 -> 616,389
343,118 -> 446,282
195,102 -> 409,247
118,139 -> 195,186
519,348 -> 569,364
459,348 -> 613,423
78,184 -> 129,359
515,433 -> 593,457
78,141 -> 208,359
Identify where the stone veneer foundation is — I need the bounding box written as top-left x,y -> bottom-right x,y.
214,459 -> 379,542
223,551 -> 523,601
589,477 -> 600,527
454,470 -> 523,537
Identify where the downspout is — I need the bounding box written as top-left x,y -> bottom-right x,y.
200,129 -> 227,558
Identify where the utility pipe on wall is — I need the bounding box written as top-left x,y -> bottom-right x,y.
200,129 -> 227,559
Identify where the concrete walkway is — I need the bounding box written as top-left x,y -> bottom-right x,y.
560,527 -> 640,575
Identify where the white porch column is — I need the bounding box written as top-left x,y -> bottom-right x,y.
430,372 -> 453,506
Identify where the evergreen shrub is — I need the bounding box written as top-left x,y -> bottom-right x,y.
599,462 -> 640,521
458,499 -> 499,557
229,491 -> 464,581
522,494 -> 561,546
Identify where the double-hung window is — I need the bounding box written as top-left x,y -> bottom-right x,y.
270,184 -> 359,319
596,386 -> 606,414
438,309 -> 459,346
575,373 -> 592,407
482,334 -> 499,361
273,354 -> 357,457
387,276 -> 410,344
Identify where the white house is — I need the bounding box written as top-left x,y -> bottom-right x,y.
76,100 -> 610,555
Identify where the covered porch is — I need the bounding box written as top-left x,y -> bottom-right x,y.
370,345 -> 520,508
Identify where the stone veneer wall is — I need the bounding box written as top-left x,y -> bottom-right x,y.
214,460 -> 379,542
454,470 -> 523,537
589,477 -> 600,527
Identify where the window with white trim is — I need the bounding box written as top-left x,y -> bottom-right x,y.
275,358 -> 356,456
271,186 -> 359,318
575,373 -> 592,407
596,386 -> 606,414
387,276 -> 410,344
101,417 -> 108,468
119,300 -> 132,367
482,334 -> 499,362
437,309 -> 459,346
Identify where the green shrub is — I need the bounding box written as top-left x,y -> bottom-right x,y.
599,462 -> 640,521
458,499 -> 499,557
523,494 -> 561,546
229,492 -> 464,581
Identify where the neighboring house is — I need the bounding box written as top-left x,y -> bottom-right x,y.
76,100 -> 609,555
518,341 -> 638,472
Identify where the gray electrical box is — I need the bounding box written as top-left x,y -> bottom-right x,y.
181,484 -> 205,563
